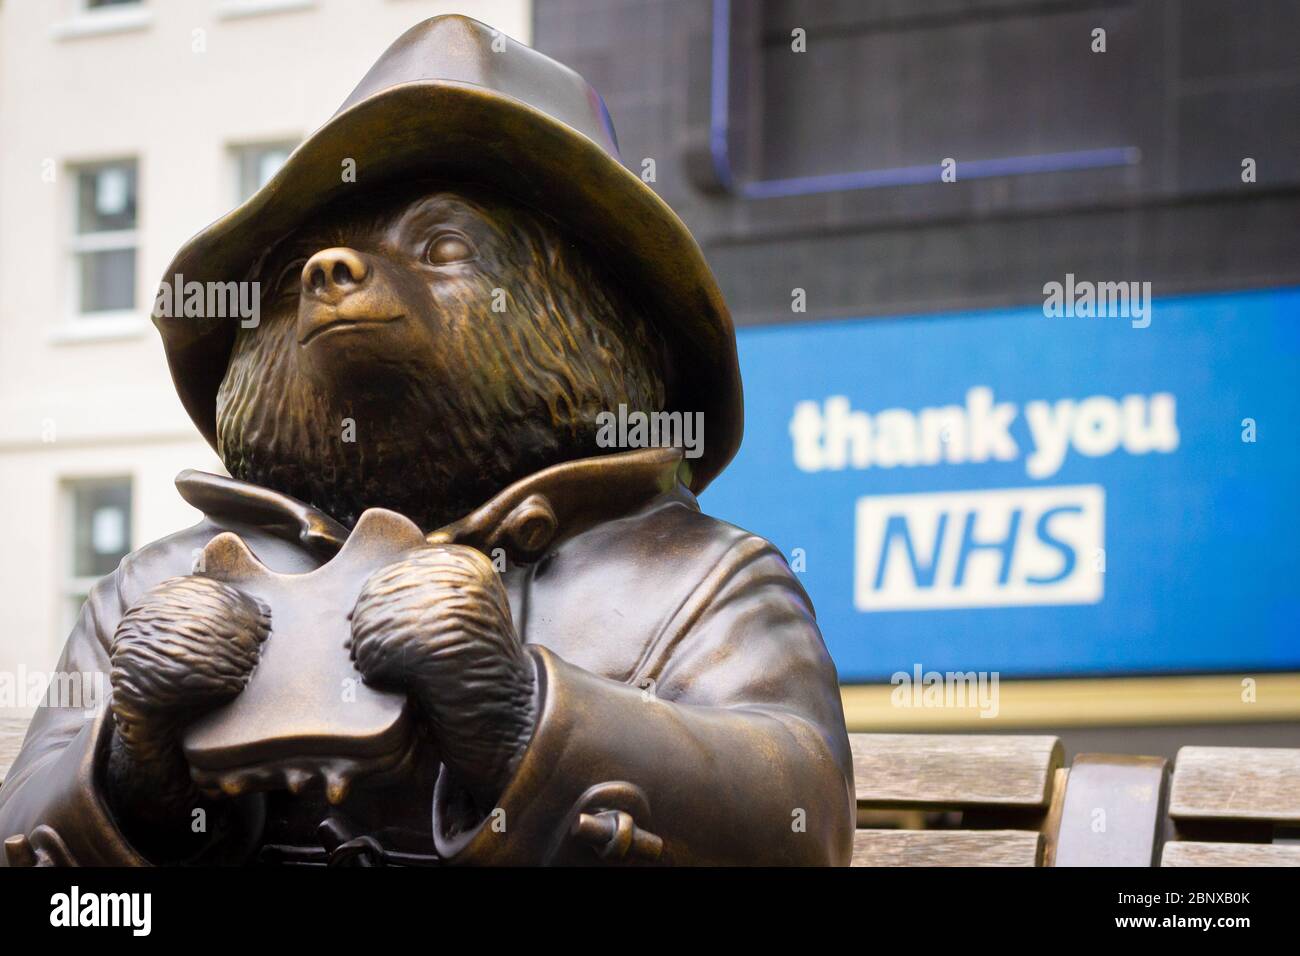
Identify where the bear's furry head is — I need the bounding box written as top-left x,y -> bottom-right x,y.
216,182 -> 667,530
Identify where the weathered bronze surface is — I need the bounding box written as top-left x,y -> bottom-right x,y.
183,510 -> 427,803
0,15 -> 852,866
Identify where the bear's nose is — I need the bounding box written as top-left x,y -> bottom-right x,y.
302,247 -> 370,301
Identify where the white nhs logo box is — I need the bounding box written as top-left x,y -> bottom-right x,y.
855,485 -> 1104,611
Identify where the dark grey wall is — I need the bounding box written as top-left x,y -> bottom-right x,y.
533,0 -> 1300,326
531,1 -> 1300,750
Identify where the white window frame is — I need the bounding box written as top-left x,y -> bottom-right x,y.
59,475 -> 134,643
230,138 -> 300,205
52,1 -> 153,42
216,0 -> 317,22
57,158 -> 147,343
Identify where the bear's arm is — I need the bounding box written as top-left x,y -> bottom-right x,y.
0,531 -> 262,866
430,534 -> 855,865
0,567 -> 149,865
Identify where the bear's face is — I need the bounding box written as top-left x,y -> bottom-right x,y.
216,183 -> 666,531
263,189 -> 543,388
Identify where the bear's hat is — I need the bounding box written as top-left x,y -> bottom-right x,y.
154,15 -> 742,494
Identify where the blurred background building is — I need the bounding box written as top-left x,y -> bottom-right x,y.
1,0 -> 1296,757
0,0 -> 531,694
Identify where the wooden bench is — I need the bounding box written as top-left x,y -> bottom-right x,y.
2,717 -> 1296,865
0,717 -> 24,789
851,733 -> 1060,866
851,734 -> 1300,866
1162,746 -> 1300,866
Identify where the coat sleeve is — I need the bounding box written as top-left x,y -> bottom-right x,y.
431,535 -> 855,866
0,570 -> 149,866
0,539 -> 260,867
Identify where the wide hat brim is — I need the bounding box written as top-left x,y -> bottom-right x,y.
155,80 -> 742,494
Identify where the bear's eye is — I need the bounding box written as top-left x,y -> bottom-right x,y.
270,258 -> 308,299
426,232 -> 475,265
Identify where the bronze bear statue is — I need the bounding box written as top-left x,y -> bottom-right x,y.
0,15 -> 852,867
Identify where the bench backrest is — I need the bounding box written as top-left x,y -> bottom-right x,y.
851,733 -> 1060,866
850,734 -> 1300,867
1162,746 -> 1300,866
0,716 -> 25,786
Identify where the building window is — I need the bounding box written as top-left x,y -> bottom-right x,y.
216,0 -> 317,22
233,142 -> 296,203
707,0 -> 1140,200
64,477 -> 133,629
53,0 -> 152,41
68,159 -> 138,317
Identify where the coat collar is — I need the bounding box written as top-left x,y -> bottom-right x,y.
176,447 -> 690,564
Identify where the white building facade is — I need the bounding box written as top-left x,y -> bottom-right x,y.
0,0 -> 531,710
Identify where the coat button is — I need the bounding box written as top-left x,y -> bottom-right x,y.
502,494 -> 558,560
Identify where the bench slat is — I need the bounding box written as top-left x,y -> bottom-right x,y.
1169,746 -> 1300,824
851,733 -> 1063,809
0,715 -> 30,786
1162,841 -> 1300,867
852,828 -> 1042,867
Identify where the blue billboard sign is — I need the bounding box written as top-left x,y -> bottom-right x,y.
700,287 -> 1300,682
